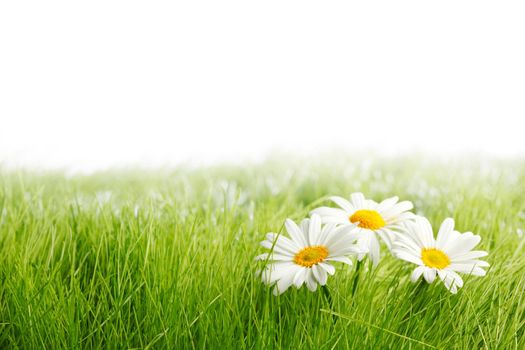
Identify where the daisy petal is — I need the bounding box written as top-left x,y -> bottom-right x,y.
423,268 -> 436,284
444,234 -> 481,257
285,219 -> 307,247
299,218 -> 310,241
305,269 -> 318,292
411,266 -> 426,282
293,268 -> 307,288
436,218 -> 454,249
350,192 -> 366,209
310,207 -> 349,222
438,269 -> 463,293
273,269 -> 296,296
329,196 -> 354,212
376,196 -> 399,212
312,264 -> 328,285
393,250 -> 423,265
319,262 -> 336,275
449,263 -> 487,276
417,216 -> 435,248
326,256 -> 352,265
259,240 -> 295,256
382,200 -> 413,218
368,234 -> 381,266
261,262 -> 296,284
308,214 -> 322,245
451,250 -> 488,261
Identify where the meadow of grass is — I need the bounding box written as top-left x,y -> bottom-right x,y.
1,156 -> 525,349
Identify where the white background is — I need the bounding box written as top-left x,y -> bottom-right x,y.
1,1 -> 524,172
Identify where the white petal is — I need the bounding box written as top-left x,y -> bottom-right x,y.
317,223 -> 337,246
326,256 -> 352,265
356,232 -> 371,255
444,234 -> 481,257
465,259 -> 490,267
273,268 -> 297,295
436,218 -> 455,250
300,218 -> 310,240
411,266 -> 426,282
266,233 -> 301,252
403,218 -> 427,249
438,270 -> 463,294
439,230 -> 461,252
320,216 -> 351,225
391,242 -> 418,256
392,231 -> 422,255
440,269 -> 464,287
329,196 -> 354,212
451,250 -> 488,261
261,262 -> 296,284
376,196 -> 399,212
310,207 -> 349,222
330,244 -> 362,257
350,192 -> 366,209
260,240 -> 296,256
293,268 -> 308,288
381,200 -> 413,219
368,233 -> 381,266
417,216 -> 435,248
255,253 -> 269,261
392,249 -> 423,265
318,262 -> 336,275
364,199 -> 378,209
312,264 -> 328,285
376,229 -> 394,250
423,268 -> 436,284
305,269 -> 318,292
255,253 -> 293,261
324,224 -> 359,249
285,219 -> 307,247
449,263 -> 487,276
386,211 -> 416,225
308,214 -> 322,245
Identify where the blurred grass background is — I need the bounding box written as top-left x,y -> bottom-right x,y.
1,155 -> 524,349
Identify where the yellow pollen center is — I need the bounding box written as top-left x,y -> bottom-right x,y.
349,209 -> 386,230
421,248 -> 450,269
294,246 -> 329,268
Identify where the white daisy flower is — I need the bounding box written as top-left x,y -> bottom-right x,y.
391,216 -> 489,294
257,214 -> 361,295
311,192 -> 414,265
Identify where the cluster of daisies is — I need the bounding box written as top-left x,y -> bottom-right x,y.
257,193 -> 489,295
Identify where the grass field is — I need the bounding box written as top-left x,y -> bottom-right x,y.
1,156 -> 525,349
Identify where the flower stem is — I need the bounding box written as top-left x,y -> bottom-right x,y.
321,285 -> 333,305
413,280 -> 428,310
321,285 -> 337,324
351,260 -> 362,297
402,280 -> 428,322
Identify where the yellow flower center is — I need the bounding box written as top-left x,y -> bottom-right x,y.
421,248 -> 450,269
349,209 -> 386,230
294,246 -> 329,268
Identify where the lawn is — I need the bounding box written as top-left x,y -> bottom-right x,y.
1,156 -> 524,349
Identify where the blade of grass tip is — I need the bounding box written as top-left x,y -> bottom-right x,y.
464,291 -> 489,349
189,293 -> 223,328
144,328 -> 170,350
320,309 -> 437,349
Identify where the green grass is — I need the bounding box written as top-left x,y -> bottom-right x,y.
1,156 -> 525,349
